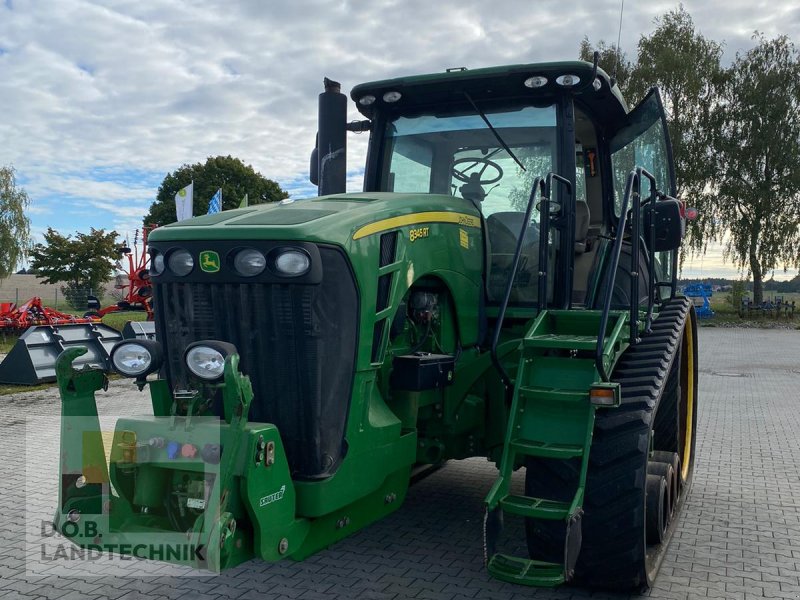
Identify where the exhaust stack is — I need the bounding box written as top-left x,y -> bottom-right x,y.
314,77 -> 347,196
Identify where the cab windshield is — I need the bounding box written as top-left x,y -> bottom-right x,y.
379,104 -> 559,305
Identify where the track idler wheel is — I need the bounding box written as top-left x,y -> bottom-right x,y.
645,474 -> 668,544
647,461 -> 675,519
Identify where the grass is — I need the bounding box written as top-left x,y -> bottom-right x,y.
0,311 -> 150,395
698,291 -> 800,328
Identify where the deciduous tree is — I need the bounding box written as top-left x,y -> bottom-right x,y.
712,35 -> 800,303
29,228 -> 119,310
0,165 -> 32,279
144,155 -> 287,226
630,7 -> 724,252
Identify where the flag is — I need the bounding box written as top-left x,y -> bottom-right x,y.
174,182 -> 193,221
239,193 -> 248,209
207,189 -> 222,215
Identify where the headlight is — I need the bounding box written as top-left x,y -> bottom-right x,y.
233,248 -> 266,277
150,253 -> 165,275
168,249 -> 194,276
111,340 -> 163,378
273,249 -> 311,277
184,341 -> 238,382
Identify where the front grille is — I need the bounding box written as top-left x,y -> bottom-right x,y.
152,246 -> 358,479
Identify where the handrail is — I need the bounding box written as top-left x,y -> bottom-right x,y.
629,168 -> 657,345
595,167 -> 654,381
642,174 -> 659,333
491,177 -> 546,391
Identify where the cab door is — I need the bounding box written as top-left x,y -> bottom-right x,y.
608,89 -> 677,298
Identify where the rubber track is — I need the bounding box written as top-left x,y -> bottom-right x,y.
525,296 -> 693,590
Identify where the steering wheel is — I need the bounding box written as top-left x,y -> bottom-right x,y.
451,157 -> 504,185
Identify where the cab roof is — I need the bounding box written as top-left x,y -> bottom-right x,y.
350,60 -> 630,128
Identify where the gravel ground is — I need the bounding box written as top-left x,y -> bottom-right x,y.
0,327 -> 799,600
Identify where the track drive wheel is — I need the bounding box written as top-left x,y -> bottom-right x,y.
525,298 -> 698,590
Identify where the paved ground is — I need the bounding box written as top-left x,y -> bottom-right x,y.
0,327 -> 799,599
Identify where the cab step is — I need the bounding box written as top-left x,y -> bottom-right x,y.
523,334 -> 599,351
510,439 -> 585,459
486,553 -> 565,587
500,494 -> 575,520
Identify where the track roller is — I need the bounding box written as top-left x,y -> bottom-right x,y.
645,474 -> 668,544
651,450 -> 681,501
646,461 -> 675,518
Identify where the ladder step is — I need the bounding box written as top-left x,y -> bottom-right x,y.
524,334 -> 600,351
511,439 -> 585,459
518,385 -> 588,403
500,494 -> 573,520
486,553 -> 565,587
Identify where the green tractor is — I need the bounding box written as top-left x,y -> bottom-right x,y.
55,57 -> 698,591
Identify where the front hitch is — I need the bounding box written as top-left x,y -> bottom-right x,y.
54,346 -> 308,571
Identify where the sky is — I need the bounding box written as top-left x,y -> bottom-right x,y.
1,0 -> 799,280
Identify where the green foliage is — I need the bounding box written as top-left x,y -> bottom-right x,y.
0,166 -> 32,279
102,310 -> 148,332
144,155 -> 288,226
712,35 -> 800,304
630,7 -> 724,254
580,9 -> 800,302
727,280 -> 747,308
583,8 -> 724,256
29,228 -> 119,310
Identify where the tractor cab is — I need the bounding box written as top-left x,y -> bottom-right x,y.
316,60 -> 682,314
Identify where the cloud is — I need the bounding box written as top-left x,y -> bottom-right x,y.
0,0 -> 797,277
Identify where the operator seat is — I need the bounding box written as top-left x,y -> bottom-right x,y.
572,200 -> 594,304
486,212 -> 538,303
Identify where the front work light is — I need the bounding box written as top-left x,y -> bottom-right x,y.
233,248 -> 267,277
168,249 -> 194,276
524,76 -> 548,88
111,339 -> 164,379
382,91 -> 402,103
151,253 -> 165,275
556,74 -> 580,87
184,341 -> 238,382
273,249 -> 311,277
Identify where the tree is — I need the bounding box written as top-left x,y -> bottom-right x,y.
29,228 -> 119,310
0,166 -> 32,279
144,155 -> 288,226
580,7 -> 727,277
629,7 -> 725,253
711,35 -> 800,304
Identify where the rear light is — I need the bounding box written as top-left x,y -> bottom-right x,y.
590,383 -> 621,407
685,207 -> 698,220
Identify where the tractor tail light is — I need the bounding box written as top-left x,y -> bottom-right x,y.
590,384 -> 621,407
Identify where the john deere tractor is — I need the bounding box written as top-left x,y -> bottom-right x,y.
55,58 -> 698,590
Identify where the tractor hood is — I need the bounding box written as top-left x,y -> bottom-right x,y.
147,192 -> 482,247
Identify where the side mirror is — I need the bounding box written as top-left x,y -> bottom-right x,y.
645,199 -> 684,252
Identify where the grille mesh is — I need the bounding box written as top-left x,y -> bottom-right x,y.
153,247 -> 358,478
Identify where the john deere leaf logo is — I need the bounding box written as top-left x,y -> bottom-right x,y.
178,188 -> 187,197
200,251 -> 220,273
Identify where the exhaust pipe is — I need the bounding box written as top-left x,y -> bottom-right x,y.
314,77 -> 347,196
